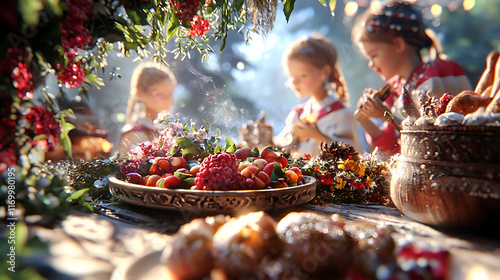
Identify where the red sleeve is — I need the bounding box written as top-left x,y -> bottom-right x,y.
365,121 -> 401,156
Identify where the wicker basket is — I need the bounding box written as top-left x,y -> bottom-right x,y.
390,125 -> 500,227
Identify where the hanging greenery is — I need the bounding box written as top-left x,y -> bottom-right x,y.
0,0 -> 336,173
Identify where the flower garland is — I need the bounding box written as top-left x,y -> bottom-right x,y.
288,144 -> 392,205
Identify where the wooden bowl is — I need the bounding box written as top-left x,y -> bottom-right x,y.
390,125 -> 500,228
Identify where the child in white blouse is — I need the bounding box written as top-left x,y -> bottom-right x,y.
274,35 -> 362,157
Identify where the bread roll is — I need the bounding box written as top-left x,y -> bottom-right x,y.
446,90 -> 492,115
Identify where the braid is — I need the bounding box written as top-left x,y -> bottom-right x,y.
330,63 -> 349,104
313,37 -> 349,103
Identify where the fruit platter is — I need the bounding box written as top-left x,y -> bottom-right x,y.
108,175 -> 316,214
111,118 -> 318,213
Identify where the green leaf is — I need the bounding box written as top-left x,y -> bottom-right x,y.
174,172 -> 195,188
169,145 -> 180,156
220,35 -> 227,52
182,145 -> 201,156
202,119 -> 211,126
46,0 -> 63,15
234,0 -> 245,11
33,134 -> 47,141
59,118 -> 75,158
85,73 -> 105,89
224,136 -> 236,153
283,0 -> 296,22
176,136 -> 190,146
200,150 -> 210,159
125,8 -> 149,26
328,0 -> 337,15
66,188 -> 89,203
318,0 -> 336,15
18,0 -> 43,26
270,162 -> 286,182
166,14 -> 180,41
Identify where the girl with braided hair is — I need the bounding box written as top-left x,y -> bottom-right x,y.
274,34 -> 362,157
352,0 -> 471,157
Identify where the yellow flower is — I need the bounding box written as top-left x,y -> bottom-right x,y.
358,162 -> 367,176
345,160 -> 353,171
338,163 -> 345,170
366,176 -> 373,186
335,177 -> 346,189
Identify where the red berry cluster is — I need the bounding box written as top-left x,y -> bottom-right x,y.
194,152 -> 247,190
25,106 -> 62,151
60,0 -> 93,52
57,61 -> 86,88
0,99 -> 17,172
11,62 -> 35,99
437,93 -> 453,116
0,48 -> 34,100
58,0 -> 93,88
189,15 -> 209,37
170,0 -> 201,25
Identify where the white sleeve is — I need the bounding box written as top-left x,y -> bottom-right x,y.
416,76 -> 472,99
273,110 -> 300,148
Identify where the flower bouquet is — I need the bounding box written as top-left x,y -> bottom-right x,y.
289,142 -> 392,205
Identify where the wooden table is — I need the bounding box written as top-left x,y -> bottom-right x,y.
23,202 -> 500,280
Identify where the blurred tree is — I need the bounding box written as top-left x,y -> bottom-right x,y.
437,0 -> 500,87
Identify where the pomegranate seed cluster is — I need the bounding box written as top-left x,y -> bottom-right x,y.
194,152 -> 247,190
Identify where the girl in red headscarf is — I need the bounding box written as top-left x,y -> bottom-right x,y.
352,1 -> 471,157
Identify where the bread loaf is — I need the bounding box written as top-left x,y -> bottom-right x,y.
476,51 -> 499,96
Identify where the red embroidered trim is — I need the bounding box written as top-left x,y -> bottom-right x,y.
292,100 -> 345,123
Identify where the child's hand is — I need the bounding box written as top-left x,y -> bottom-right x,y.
358,96 -> 389,120
356,89 -> 376,109
292,122 -> 324,143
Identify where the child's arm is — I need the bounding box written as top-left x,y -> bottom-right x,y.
355,100 -> 400,156
354,97 -> 387,140
292,122 -> 325,143
292,122 -> 354,145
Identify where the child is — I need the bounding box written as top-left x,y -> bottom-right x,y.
352,0 -> 471,156
118,62 -> 177,155
274,34 -> 362,157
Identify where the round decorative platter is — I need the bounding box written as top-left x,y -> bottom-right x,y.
108,175 -> 317,214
